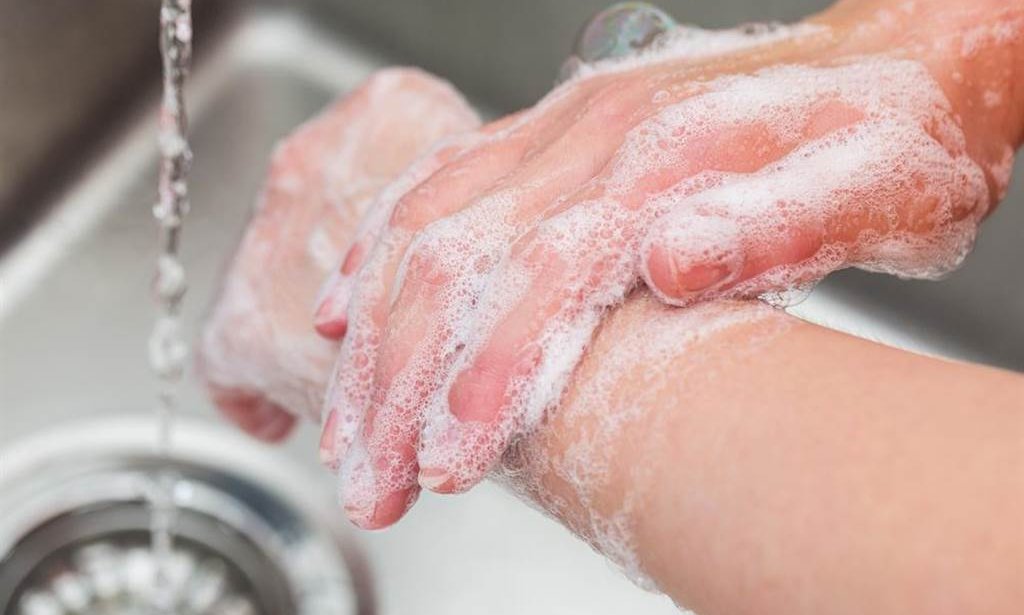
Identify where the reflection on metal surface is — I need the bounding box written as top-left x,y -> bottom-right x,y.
10,526 -> 267,615
0,416 -> 374,615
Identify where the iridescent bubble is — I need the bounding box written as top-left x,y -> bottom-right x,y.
575,2 -> 676,62
558,2 -> 677,82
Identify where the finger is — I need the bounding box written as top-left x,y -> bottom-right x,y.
338,437 -> 421,529
361,79 -> 658,501
324,81 -> 621,522
308,69 -> 484,339
642,112 -> 989,304
413,85 -> 862,489
319,80 -> 611,473
325,136 -> 543,491
319,123 -> 540,470
313,132 -> 482,340
338,240 -> 451,516
412,102 -> 836,492
416,235 -> 581,493
209,386 -> 297,443
638,61 -> 990,303
314,104 -> 550,340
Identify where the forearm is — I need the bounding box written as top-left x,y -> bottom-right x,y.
502,295 -> 1023,614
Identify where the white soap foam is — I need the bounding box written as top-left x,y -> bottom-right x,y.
961,13 -> 1024,58
313,129 -> 486,333
321,19 -> 1007,579
494,297 -> 787,588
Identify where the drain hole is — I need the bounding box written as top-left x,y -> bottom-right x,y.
2,501 -> 292,615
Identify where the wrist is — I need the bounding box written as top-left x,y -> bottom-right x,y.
924,0 -> 1023,199
828,0 -> 1022,196
498,297 -> 788,592
932,2 -> 1023,144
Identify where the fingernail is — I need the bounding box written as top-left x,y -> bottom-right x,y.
645,212 -> 746,303
418,467 -> 455,492
672,261 -> 736,293
375,487 -> 419,527
319,410 -> 339,469
347,487 -> 418,530
314,299 -> 348,339
312,269 -> 353,340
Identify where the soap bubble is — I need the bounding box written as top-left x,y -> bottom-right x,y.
559,2 -> 676,82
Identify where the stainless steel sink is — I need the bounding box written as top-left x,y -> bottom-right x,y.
0,416 -> 371,615
1,2 -> 1020,615
0,5 -> 687,614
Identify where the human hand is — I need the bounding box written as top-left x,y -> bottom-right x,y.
197,68 -> 479,441
314,0 -> 1020,528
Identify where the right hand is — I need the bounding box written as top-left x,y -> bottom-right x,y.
313,0 -> 1019,528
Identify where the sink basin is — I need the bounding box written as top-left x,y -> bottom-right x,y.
0,2 -> 1020,615
0,416 -> 370,615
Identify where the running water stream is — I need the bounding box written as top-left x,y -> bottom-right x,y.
148,0 -> 193,611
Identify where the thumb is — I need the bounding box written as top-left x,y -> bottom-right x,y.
641,120 -> 989,306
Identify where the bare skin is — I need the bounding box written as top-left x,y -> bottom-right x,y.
309,0 -> 1023,527
511,296 -> 1023,615
206,260 -> 1024,615
198,0 -> 1024,612
199,136 -> 1024,614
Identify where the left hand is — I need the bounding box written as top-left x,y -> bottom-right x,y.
198,68 -> 479,441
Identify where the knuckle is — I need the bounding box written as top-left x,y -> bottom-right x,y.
402,223 -> 456,287
508,227 -> 552,265
390,189 -> 432,230
642,239 -> 671,275
389,162 -> 465,230
580,80 -> 649,127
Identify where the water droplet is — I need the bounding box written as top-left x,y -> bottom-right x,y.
154,255 -> 187,303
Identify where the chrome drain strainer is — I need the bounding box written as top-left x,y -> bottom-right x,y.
0,416 -> 373,615
10,528 -> 265,615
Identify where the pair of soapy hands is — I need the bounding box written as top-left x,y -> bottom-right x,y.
200,2 -> 1014,529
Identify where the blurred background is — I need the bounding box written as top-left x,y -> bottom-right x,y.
0,0 -> 835,241
0,1 -> 1020,614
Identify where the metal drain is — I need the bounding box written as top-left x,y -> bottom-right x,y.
0,416 -> 374,615
9,529 -> 264,615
